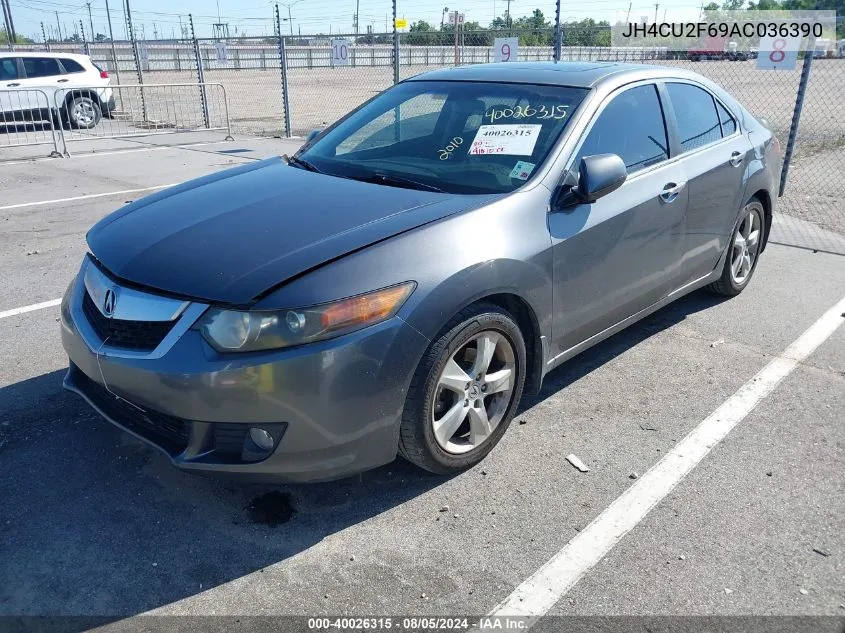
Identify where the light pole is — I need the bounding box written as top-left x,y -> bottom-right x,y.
278,0 -> 302,37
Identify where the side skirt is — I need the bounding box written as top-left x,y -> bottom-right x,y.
544,269 -> 720,375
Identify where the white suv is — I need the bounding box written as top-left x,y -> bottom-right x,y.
0,52 -> 114,129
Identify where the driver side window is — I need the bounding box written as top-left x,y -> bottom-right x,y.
574,84 -> 669,175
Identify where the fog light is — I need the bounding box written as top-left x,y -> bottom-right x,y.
249,427 -> 275,451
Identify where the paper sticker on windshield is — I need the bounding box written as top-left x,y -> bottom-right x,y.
509,161 -> 535,180
468,124 -> 541,156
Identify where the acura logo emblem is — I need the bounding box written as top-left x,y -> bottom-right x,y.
103,288 -> 117,317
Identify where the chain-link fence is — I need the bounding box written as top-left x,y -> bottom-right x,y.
9,22 -> 845,240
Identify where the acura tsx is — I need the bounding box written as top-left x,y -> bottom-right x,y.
60,62 -> 780,481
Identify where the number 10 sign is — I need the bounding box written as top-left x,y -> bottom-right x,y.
493,37 -> 519,63
331,38 -> 350,66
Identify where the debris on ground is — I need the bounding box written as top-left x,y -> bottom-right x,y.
639,424 -> 659,431
439,505 -> 449,513
629,472 -> 639,480
566,454 -> 590,472
812,547 -> 830,557
678,555 -> 686,560
710,339 -> 725,348
350,555 -> 355,561
518,419 -> 527,425
799,588 -> 809,595
724,588 -> 733,595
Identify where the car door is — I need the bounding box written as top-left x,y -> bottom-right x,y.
17,56 -> 66,113
0,57 -> 23,117
662,81 -> 752,286
549,82 -> 688,357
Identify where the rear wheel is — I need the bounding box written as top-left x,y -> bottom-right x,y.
707,198 -> 765,296
398,303 -> 526,475
64,96 -> 101,130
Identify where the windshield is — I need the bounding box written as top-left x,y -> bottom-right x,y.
299,80 -> 588,195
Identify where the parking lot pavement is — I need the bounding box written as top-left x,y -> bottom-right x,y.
0,149 -> 843,624
0,137 -> 302,309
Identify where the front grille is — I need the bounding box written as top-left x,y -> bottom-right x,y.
73,366 -> 190,454
82,290 -> 174,351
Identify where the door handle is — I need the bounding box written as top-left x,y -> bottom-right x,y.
57,79 -> 70,83
7,82 -> 20,87
659,181 -> 685,204
729,151 -> 744,167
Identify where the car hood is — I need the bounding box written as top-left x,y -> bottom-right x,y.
87,157 -> 496,305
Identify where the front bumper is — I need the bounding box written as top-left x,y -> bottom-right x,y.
60,260 -> 430,482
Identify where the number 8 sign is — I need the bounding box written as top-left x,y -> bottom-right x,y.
331,38 -> 350,67
757,33 -> 800,70
493,37 -> 519,63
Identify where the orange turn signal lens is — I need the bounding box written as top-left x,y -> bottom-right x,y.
319,283 -> 415,332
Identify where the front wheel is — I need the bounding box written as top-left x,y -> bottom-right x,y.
707,198 -> 765,296
398,304 -> 526,475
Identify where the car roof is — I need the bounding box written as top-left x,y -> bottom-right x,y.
0,51 -> 92,61
406,61 -> 709,90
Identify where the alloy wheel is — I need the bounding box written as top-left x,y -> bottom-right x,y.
73,101 -> 96,126
730,205 -> 762,286
430,330 -> 517,455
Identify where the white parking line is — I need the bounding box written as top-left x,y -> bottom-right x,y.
0,298 -> 62,320
0,184 -> 180,211
489,295 -> 845,627
0,138 -> 281,166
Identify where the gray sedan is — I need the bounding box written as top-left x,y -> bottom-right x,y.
60,62 -> 780,481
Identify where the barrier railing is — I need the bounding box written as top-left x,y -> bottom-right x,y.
53,83 -> 233,152
0,88 -> 64,158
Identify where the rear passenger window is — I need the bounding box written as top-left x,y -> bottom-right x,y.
61,59 -> 86,73
666,83 -> 722,152
22,57 -> 62,79
716,101 -> 737,136
574,84 -> 669,175
0,58 -> 19,81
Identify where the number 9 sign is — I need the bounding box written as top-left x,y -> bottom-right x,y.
493,37 -> 519,63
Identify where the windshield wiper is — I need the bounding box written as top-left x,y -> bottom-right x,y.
285,154 -> 323,174
357,172 -> 445,193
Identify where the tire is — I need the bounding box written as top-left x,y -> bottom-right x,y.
707,197 -> 765,297
64,96 -> 102,130
398,303 -> 526,475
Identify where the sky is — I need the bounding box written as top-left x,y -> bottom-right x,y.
6,0 -> 708,41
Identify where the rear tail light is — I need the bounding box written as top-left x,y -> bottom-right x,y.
100,70 -> 109,79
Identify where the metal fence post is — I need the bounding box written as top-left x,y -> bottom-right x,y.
392,0 -> 400,84
275,4 -> 292,138
554,0 -> 562,61
779,35 -> 815,198
125,0 -> 147,121
189,14 -> 210,129
104,0 -> 120,84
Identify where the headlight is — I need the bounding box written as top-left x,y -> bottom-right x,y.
199,282 -> 415,352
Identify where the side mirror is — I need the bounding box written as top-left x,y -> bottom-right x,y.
551,153 -> 627,210
577,153 -> 627,203
306,128 -> 323,144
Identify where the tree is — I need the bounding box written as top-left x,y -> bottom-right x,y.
94,33 -> 109,42
407,20 -> 437,45
0,29 -> 34,44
